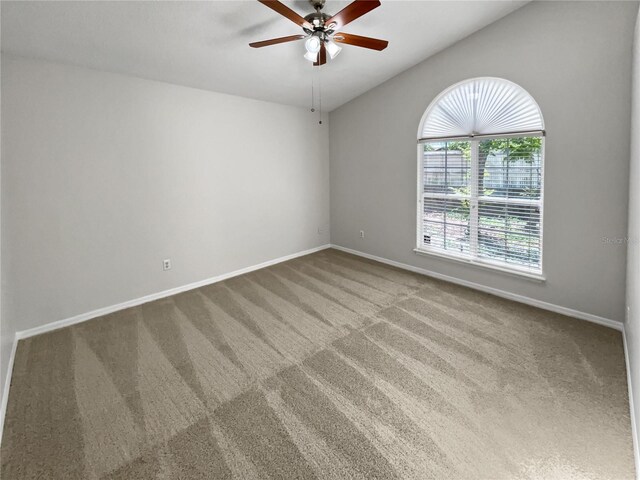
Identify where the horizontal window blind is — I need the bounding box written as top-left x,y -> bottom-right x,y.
476,137 -> 542,270
420,136 -> 543,273
422,141 -> 472,255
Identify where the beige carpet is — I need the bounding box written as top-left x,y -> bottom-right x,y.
0,248 -> 634,479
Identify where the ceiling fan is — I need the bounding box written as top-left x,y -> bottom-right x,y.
249,0 -> 388,66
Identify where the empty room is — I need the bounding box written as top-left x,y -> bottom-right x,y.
1,0 -> 640,478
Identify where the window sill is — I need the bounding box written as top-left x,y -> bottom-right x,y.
413,248 -> 546,282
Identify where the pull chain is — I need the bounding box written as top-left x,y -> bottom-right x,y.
310,68 -> 315,114
318,64 -> 322,125
310,62 -> 322,126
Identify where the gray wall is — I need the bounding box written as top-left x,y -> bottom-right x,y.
0,56 -> 330,365
329,1 -> 637,322
626,6 -> 640,471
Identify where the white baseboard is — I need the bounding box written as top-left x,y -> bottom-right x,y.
0,334 -> 19,448
623,327 -> 640,479
330,244 -> 623,331
15,244 -> 331,341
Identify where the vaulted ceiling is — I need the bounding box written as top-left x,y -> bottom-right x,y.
1,1 -> 527,111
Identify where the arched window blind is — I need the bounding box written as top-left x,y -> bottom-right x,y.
420,77 -> 544,140
416,78 -> 545,277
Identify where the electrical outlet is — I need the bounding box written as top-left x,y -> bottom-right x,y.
163,259 -> 171,271
360,230 -> 365,239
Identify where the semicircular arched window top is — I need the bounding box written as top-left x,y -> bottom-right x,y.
420,77 -> 544,140
416,77 -> 545,278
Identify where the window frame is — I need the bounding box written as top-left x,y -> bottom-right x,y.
415,131 -> 546,282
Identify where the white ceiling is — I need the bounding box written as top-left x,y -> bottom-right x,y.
1,0 -> 527,111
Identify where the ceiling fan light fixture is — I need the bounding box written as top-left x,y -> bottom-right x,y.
325,39 -> 342,59
305,35 -> 321,53
304,50 -> 319,62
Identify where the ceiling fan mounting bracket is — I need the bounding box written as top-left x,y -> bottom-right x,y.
309,0 -> 326,11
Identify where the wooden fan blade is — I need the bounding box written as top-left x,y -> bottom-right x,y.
325,0 -> 380,30
250,35 -> 306,48
333,32 -> 388,51
258,0 -> 312,29
313,42 -> 327,66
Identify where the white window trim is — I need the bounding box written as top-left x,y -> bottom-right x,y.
415,135 -> 545,281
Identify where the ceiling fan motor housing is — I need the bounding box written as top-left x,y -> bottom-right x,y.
303,12 -> 334,36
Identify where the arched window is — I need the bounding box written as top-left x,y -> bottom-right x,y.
416,77 -> 545,277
